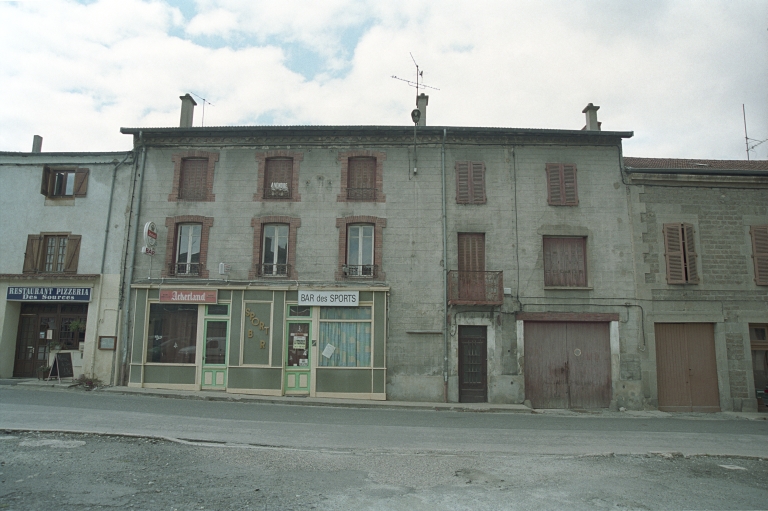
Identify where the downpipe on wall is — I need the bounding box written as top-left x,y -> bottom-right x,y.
442,128 -> 449,402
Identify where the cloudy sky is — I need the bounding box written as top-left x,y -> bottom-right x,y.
1,0 -> 766,159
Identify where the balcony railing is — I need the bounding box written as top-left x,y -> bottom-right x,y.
346,187 -> 376,201
343,264 -> 378,278
447,271 -> 503,305
169,262 -> 200,276
257,263 -> 291,277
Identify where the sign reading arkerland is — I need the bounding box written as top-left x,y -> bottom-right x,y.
6,287 -> 92,302
159,289 -> 218,304
298,290 -> 359,306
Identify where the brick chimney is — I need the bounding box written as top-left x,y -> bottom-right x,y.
416,94 -> 429,126
582,103 -> 601,131
179,93 -> 197,128
31,135 -> 43,153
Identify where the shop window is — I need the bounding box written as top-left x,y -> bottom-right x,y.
663,223 -> 699,284
455,161 -> 486,204
318,307 -> 372,367
546,163 -> 578,206
543,236 -> 587,287
346,224 -> 374,277
169,151 -> 217,202
146,303 -> 198,364
750,225 -> 768,285
251,216 -> 300,279
336,216 -> 386,280
22,233 -> 81,274
337,151 -> 386,203
163,216 -> 213,278
40,167 -> 88,198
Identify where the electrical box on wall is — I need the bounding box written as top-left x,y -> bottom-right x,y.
219,263 -> 231,275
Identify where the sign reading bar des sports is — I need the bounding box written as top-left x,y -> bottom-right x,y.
298,290 -> 359,306
6,287 -> 92,302
159,289 -> 218,304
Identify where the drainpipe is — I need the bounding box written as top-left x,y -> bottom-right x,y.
116,132 -> 147,385
442,128 -> 448,402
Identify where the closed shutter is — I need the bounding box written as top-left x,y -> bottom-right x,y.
544,237 -> 587,287
546,163 -> 578,206
751,225 -> 768,285
663,224 -> 686,284
456,162 -> 470,203
546,163 -> 562,205
470,162 -> 486,204
73,169 -> 89,197
682,223 -> 699,283
349,158 -> 375,190
562,164 -> 578,205
23,234 -> 42,273
458,233 -> 485,272
63,235 -> 81,273
40,167 -> 52,196
179,158 -> 208,200
265,158 -> 292,193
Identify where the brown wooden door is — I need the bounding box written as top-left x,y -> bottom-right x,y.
524,322 -> 611,409
458,233 -> 485,301
458,326 -> 487,402
13,315 -> 45,377
655,323 -> 719,412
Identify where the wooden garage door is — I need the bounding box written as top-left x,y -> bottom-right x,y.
524,322 -> 611,409
655,323 -> 719,412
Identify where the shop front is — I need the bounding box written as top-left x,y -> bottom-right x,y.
129,286 -> 388,399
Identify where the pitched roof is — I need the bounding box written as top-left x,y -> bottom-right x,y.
624,157 -> 768,171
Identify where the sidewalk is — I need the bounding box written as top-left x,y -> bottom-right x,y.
4,378 -> 767,420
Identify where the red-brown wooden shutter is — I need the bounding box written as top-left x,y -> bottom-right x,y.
546,163 -> 563,205
40,167 -> 52,196
543,237 -> 587,287
74,169 -> 89,197
682,223 -> 699,283
751,225 -> 768,285
63,235 -> 81,273
663,224 -> 686,284
470,162 -> 486,204
179,158 -> 208,200
458,233 -> 485,272
23,234 -> 42,273
456,162 -> 470,203
265,158 -> 292,192
562,164 -> 578,205
349,157 -> 375,190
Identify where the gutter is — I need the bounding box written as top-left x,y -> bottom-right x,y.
442,128 -> 449,403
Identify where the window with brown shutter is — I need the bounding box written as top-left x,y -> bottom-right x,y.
40,167 -> 89,198
545,163 -> 578,206
347,157 -> 376,201
455,162 -> 487,204
179,158 -> 208,201
22,233 -> 81,273
543,236 -> 587,287
263,158 -> 293,199
663,223 -> 699,284
751,225 -> 768,285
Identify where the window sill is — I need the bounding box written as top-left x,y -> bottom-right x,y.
45,197 -> 75,206
544,286 -> 593,290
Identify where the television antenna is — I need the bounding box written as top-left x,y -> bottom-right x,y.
190,92 -> 214,127
743,105 -> 767,161
391,53 -> 440,105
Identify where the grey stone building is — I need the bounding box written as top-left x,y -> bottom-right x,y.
624,157 -> 768,412
0,139 -> 134,383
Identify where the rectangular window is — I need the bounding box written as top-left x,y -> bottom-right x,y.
40,167 -> 88,198
261,224 -> 289,276
179,158 -> 208,201
146,303 -> 198,363
750,225 -> 768,286
264,158 -> 293,199
346,224 -> 374,276
457,233 -> 486,301
543,237 -> 587,287
175,224 -> 201,275
455,162 -> 486,204
318,306 -> 372,367
347,157 -> 376,200
23,233 -> 81,274
44,235 -> 68,272
663,223 -> 699,284
546,163 -> 578,206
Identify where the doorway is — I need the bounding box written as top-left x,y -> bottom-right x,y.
285,321 -> 311,394
201,320 -> 228,390
458,326 -> 487,402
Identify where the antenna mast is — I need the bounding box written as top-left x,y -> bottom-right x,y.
743,104 -> 767,160
391,53 -> 440,102
190,92 -> 214,127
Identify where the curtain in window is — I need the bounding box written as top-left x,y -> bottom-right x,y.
318,307 -> 372,367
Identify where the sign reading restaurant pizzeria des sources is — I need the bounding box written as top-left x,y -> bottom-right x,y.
6,287 -> 92,302
298,290 -> 359,306
159,289 -> 218,304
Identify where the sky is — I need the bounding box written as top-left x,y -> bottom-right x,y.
0,0 -> 766,159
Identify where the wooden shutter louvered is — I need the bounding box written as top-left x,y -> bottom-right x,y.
458,233 -> 485,272
64,235 -> 81,273
663,224 -> 686,284
562,164 -> 578,205
546,163 -> 563,205
23,234 -> 42,273
348,157 -> 376,200
179,158 -> 208,200
470,162 -> 486,204
751,225 -> 768,285
543,237 -> 586,287
40,167 -> 52,196
265,158 -> 293,197
456,162 -> 470,203
74,169 -> 89,197
682,223 -> 699,283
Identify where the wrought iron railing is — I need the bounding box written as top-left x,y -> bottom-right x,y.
169,262 -> 200,276
258,263 -> 291,277
343,264 -> 378,278
346,187 -> 376,201
447,271 -> 503,305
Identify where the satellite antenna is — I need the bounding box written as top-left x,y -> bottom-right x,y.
743,104 -> 766,161
190,92 -> 214,127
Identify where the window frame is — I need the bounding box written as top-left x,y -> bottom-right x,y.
250,216 -> 301,279
663,223 -> 699,284
750,225 -> 768,286
346,224 -> 375,277
163,216 -> 213,278
261,224 -> 289,276
169,151 -> 218,202
545,163 -> 579,206
455,161 -> 487,204
175,223 -> 202,276
23,233 -> 81,274
336,216 -> 386,280
337,151 -> 386,203
543,236 -> 588,288
254,151 -> 303,202
40,166 -> 89,198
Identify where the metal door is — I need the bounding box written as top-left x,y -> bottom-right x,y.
655,323 -> 719,412
458,326 -> 487,402
524,322 -> 611,409
201,320 -> 228,390
285,321 -> 311,394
